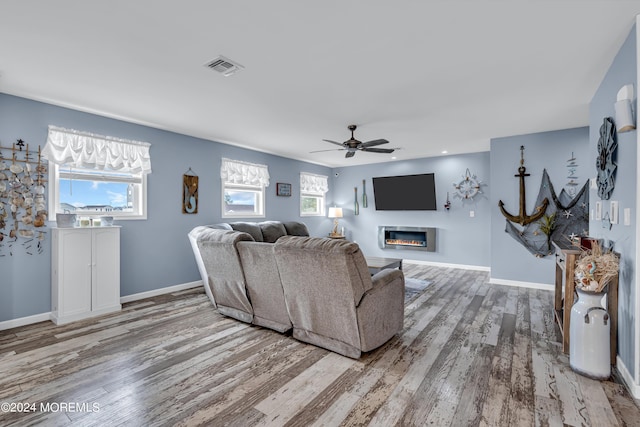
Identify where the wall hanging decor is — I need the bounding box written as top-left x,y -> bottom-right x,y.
505,169 -> 589,257
0,140 -> 48,256
182,168 -> 198,214
354,187 -> 359,215
453,168 -> 483,201
596,117 -> 617,200
276,182 -> 291,197
498,145 -> 549,226
444,192 -> 451,210
362,179 -> 368,208
566,152 -> 578,197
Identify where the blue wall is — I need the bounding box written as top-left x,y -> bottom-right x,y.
588,24 -> 637,378
490,127 -> 589,285
0,93 -> 332,322
331,152 -> 491,267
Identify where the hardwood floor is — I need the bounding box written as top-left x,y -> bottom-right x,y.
1,264 -> 639,426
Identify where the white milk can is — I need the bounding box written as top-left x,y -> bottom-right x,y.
569,289 -> 610,379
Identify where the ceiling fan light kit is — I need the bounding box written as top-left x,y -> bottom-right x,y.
313,125 -> 395,158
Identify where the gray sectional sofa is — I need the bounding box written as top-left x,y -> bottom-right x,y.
188,220 -> 405,358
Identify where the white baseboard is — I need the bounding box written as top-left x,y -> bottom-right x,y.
0,281 -> 203,331
404,259 -> 490,272
616,355 -> 640,399
50,305 -> 121,325
489,277 -> 554,291
0,312 -> 51,331
120,280 -> 202,304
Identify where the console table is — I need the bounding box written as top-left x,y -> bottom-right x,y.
552,241 -> 618,365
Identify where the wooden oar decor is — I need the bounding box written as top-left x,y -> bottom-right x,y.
498,145 -> 549,226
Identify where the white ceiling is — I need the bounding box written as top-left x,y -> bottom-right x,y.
1,1 -> 639,167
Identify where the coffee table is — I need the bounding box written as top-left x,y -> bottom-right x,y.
365,256 -> 403,275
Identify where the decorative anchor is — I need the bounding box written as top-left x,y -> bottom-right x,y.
498,145 -> 549,226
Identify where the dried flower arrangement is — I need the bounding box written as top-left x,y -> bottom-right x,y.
574,244 -> 619,293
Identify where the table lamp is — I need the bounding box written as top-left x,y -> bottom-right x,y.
328,207 -> 343,236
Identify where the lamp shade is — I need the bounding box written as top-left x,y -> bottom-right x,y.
328,207 -> 343,218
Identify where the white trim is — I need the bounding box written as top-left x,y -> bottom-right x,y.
403,259 -> 490,272
616,355 -> 640,399
635,14 -> 640,400
489,277 -> 554,291
51,305 -> 121,325
0,312 -> 51,331
120,281 -> 202,304
0,281 -> 202,331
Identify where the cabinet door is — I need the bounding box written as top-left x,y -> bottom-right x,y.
91,228 -> 121,312
57,229 -> 92,318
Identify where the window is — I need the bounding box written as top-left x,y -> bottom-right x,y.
43,126 -> 151,220
221,158 -> 269,218
300,172 -> 328,216
49,165 -> 147,218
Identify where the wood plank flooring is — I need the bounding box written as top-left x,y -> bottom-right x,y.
1,264 -> 639,426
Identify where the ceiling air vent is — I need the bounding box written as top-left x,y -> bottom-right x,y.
204,55 -> 244,77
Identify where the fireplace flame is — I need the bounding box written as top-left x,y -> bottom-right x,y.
385,239 -> 427,247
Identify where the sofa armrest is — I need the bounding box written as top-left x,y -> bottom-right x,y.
356,269 -> 405,352
371,268 -> 404,290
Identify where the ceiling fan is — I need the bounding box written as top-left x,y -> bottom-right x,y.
311,125 -> 395,158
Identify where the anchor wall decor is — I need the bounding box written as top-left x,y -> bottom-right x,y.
498,145 -> 549,226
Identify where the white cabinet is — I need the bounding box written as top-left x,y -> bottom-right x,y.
51,227 -> 121,324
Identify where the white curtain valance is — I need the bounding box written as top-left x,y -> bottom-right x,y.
220,158 -> 270,187
300,172 -> 328,194
42,126 -> 152,174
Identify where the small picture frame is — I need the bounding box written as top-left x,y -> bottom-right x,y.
276,182 -> 292,197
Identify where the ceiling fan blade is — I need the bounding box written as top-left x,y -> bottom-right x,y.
322,139 -> 346,147
345,151 -> 356,158
361,147 -> 395,154
309,148 -> 345,153
360,139 -> 389,148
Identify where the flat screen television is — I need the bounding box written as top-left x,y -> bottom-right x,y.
372,173 -> 437,211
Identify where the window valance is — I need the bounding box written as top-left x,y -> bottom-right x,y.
300,172 -> 328,194
221,158 -> 270,187
42,126 -> 152,174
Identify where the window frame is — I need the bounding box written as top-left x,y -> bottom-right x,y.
221,182 -> 266,219
300,191 -> 326,217
48,163 -> 148,220
299,172 -> 328,217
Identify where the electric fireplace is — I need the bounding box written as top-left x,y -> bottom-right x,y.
378,226 -> 436,252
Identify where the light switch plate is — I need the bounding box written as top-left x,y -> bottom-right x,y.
624,208 -> 631,226
610,201 -> 619,224
469,210 -> 475,218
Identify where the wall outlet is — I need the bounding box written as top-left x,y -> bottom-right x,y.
469,210 -> 475,218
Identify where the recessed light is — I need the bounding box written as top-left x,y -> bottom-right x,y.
441,150 -> 448,154
391,156 -> 397,160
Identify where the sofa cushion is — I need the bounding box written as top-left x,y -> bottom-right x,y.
259,221 -> 288,243
195,229 -> 255,323
282,221 -> 310,237
229,222 -> 263,242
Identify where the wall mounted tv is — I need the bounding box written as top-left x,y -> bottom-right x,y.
372,173 -> 437,211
